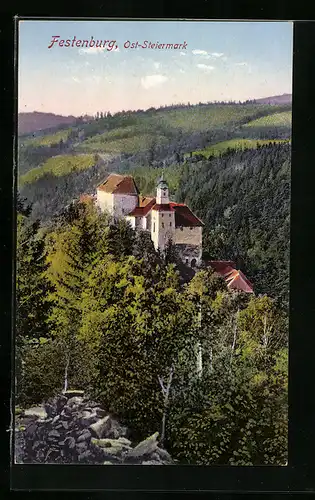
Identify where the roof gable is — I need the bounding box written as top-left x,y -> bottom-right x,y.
205,260 -> 254,293
97,174 -> 138,195
170,203 -> 204,227
128,197 -> 156,217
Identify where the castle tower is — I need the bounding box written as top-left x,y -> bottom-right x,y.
151,175 -> 175,253
156,173 -> 169,204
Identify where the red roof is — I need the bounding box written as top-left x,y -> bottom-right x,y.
128,196 -> 156,217
151,202 -> 204,227
97,174 -> 138,195
152,203 -> 174,212
79,194 -> 95,203
205,260 -> 254,293
171,203 -> 204,227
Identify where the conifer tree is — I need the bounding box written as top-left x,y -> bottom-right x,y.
16,202 -> 54,345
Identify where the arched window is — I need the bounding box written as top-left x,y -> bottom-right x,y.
191,258 -> 197,268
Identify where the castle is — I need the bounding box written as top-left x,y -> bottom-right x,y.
81,173 -> 253,293
96,173 -> 204,268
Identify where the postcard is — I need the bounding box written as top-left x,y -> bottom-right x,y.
14,18 -> 292,469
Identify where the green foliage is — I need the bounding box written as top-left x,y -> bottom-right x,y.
20,154 -> 97,186
16,209 -> 54,345
244,111 -> 291,128
178,142 -> 290,307
20,129 -> 72,147
15,152 -> 289,465
185,138 -> 289,158
16,198 -> 55,403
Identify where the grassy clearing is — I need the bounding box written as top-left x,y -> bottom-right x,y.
75,133 -> 168,154
156,105 -> 290,132
19,154 -> 97,186
20,129 -> 72,147
184,138 -> 290,158
243,111 -> 292,128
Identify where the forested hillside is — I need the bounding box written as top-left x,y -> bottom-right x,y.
16,98 -> 291,464
177,142 -> 290,308
16,197 -> 288,465
17,100 -> 291,307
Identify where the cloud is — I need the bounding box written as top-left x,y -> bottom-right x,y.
192,49 -> 208,56
197,64 -> 215,72
179,68 -> 185,73
78,45 -> 119,55
235,62 -> 248,66
79,46 -> 106,55
153,61 -> 161,69
180,51 -> 186,56
192,50 -> 224,60
72,76 -> 80,83
140,74 -> 168,89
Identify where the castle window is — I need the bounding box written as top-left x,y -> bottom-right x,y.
170,222 -> 172,227
169,214 -> 171,217
185,258 -> 189,264
162,222 -> 164,228
180,227 -> 183,231
153,222 -> 156,232
162,213 -> 164,217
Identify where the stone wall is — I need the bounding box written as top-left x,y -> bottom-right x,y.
175,226 -> 202,246
175,227 -> 202,266
175,243 -> 202,267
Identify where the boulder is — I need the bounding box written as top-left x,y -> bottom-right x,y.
16,394 -> 172,466
91,438 -> 131,450
64,390 -> 85,398
89,416 -> 111,438
125,432 -> 159,459
156,446 -> 173,463
77,430 -> 91,442
24,406 -> 47,420
67,396 -> 84,407
142,460 -> 163,465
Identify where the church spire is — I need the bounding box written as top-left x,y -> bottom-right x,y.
156,174 -> 169,204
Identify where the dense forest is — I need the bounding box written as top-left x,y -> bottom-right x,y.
16,100 -> 291,465
16,196 -> 288,465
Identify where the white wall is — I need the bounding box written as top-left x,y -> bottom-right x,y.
113,194 -> 138,218
96,190 -> 114,214
151,209 -> 175,252
125,216 -> 136,229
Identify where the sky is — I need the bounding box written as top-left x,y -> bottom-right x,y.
18,20 -> 293,116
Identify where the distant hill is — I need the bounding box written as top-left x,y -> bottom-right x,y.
18,111 -> 78,136
254,94 -> 292,105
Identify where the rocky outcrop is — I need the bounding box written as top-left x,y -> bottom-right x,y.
14,392 -> 174,465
